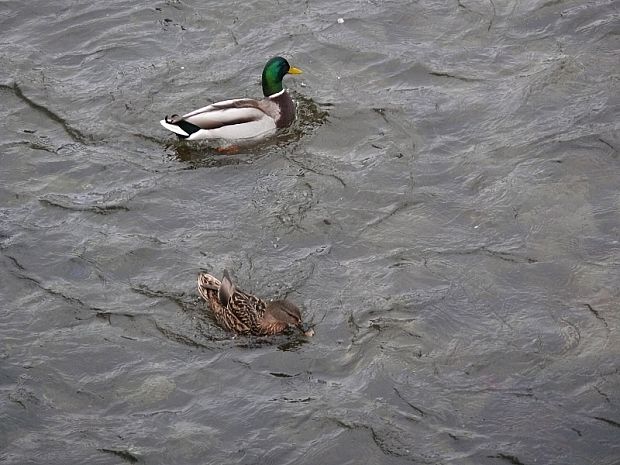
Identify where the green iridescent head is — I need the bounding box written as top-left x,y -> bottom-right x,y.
261,56 -> 302,97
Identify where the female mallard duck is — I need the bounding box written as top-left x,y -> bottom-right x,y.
160,56 -> 302,141
197,270 -> 314,337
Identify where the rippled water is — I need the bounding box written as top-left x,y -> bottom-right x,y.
1,0 -> 619,464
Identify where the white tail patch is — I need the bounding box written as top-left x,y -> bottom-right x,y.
160,119 -> 189,137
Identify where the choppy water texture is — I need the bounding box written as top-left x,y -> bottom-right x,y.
1,0 -> 619,464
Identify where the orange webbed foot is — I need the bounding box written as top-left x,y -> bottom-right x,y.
216,145 -> 241,155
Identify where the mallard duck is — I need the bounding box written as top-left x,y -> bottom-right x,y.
197,270 -> 314,337
160,56 -> 302,141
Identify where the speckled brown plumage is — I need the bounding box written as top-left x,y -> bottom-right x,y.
197,270 -> 313,337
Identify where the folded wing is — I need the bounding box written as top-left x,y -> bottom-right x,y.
160,98 -> 277,141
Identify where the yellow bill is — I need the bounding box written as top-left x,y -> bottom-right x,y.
288,66 -> 303,75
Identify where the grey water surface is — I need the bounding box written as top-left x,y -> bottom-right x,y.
1,0 -> 619,464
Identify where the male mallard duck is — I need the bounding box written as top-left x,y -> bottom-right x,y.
160,56 -> 302,141
197,270 -> 314,337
